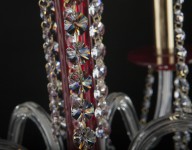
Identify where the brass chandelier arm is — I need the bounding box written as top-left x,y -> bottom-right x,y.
7,102 -> 64,150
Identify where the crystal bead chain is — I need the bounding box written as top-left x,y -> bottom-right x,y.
63,0 -> 97,149
140,66 -> 154,128
89,0 -> 110,138
39,0 -> 66,137
173,0 -> 192,149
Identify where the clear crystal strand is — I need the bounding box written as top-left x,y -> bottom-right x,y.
39,0 -> 65,137
89,0 -> 110,140
140,66 -> 154,127
173,1 -> 191,149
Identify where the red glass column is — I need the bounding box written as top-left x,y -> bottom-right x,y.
55,0 -> 99,149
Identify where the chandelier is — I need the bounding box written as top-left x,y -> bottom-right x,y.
1,0 -> 192,150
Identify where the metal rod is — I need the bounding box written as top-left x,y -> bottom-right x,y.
154,0 -> 174,65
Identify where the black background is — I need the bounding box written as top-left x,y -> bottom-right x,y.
0,0 -> 192,149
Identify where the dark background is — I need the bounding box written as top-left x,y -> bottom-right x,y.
0,0 -> 192,149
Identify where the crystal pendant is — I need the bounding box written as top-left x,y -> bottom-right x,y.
71,94 -> 94,120
89,1 -> 104,17
73,127 -> 96,149
96,118 -> 110,138
90,22 -> 105,38
64,9 -> 88,35
91,42 -> 106,60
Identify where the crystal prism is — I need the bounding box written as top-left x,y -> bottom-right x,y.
64,9 -> 88,35
71,94 -> 94,120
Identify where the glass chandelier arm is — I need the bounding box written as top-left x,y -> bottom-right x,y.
154,70 -> 173,119
7,102 -> 64,150
0,139 -> 27,150
129,113 -> 192,150
107,93 -> 139,140
99,93 -> 140,150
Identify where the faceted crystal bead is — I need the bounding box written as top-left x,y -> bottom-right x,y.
64,9 -> 88,35
146,74 -> 155,85
69,73 -> 92,93
55,61 -> 61,74
95,105 -> 109,118
96,118 -> 110,138
176,0 -> 184,4
84,128 -> 96,149
94,79 -> 108,100
73,127 -> 96,149
173,133 -> 181,141
90,22 -> 105,38
143,99 -> 151,108
47,82 -> 57,92
91,42 -> 106,60
39,0 -> 49,8
175,28 -> 185,41
93,60 -> 106,79
82,75 -> 92,92
45,62 -> 55,74
176,46 -> 187,59
180,95 -> 191,107
69,72 -> 80,92
174,77 -> 189,93
66,33 -> 76,46
144,87 -> 153,97
174,89 -> 181,99
53,42 -> 59,53
71,94 -> 94,120
66,47 -> 78,64
73,120 -> 86,129
41,21 -> 51,32
95,100 -> 109,118
176,62 -> 189,77
65,0 -> 83,5
89,1 -> 104,17
175,12 -> 184,23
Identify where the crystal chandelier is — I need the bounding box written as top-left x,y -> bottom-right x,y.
1,0 -> 192,150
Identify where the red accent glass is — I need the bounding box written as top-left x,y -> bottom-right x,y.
127,46 -> 192,70
55,0 -> 99,149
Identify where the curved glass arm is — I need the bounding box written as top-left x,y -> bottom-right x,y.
154,71 -> 173,118
7,102 -> 64,150
100,92 -> 140,150
129,113 -> 192,150
0,139 -> 27,150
